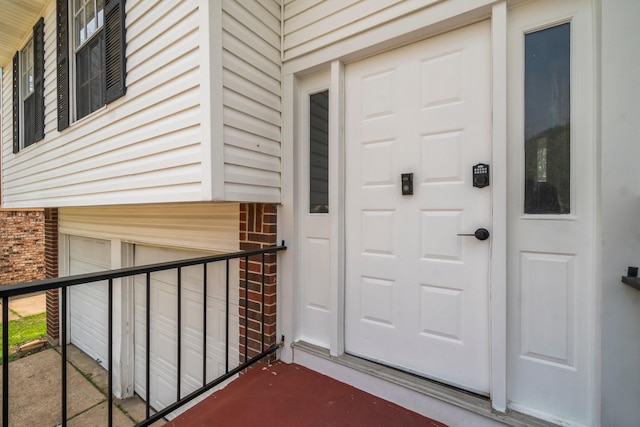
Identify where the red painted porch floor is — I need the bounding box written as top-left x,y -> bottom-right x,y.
166,361 -> 447,427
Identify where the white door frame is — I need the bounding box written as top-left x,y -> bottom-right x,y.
283,2 -> 509,412
489,2 -> 508,412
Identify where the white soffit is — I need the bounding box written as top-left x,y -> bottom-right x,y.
0,0 -> 47,67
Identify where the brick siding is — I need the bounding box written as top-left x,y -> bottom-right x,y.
239,203 -> 278,363
0,210 -> 45,285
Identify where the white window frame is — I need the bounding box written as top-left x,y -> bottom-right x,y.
70,0 -> 106,122
19,37 -> 35,149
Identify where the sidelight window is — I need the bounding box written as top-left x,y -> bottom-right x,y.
309,90 -> 329,214
524,23 -> 571,214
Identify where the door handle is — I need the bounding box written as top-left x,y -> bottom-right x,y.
457,228 -> 490,241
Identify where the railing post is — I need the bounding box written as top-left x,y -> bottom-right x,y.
244,255 -> 249,363
176,267 -> 182,402
61,287 -> 67,426
261,252 -> 265,352
225,259 -> 229,373
108,278 -> 113,427
202,263 -> 207,386
145,272 -> 151,420
3,296 -> 10,426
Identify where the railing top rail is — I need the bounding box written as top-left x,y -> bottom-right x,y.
0,244 -> 287,298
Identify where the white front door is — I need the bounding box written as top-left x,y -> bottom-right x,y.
345,21 -> 492,393
69,236 -> 110,369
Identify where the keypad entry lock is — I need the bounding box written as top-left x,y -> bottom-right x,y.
401,173 -> 413,195
473,163 -> 490,188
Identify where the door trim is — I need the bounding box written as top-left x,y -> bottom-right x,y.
489,1 -> 508,412
328,60 -> 346,357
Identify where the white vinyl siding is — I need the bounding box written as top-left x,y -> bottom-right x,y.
1,0 -> 283,208
283,0 -> 441,61
222,0 -> 282,202
1,1 -> 204,208
59,202 -> 240,253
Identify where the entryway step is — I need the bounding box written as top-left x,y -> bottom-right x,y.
292,341 -> 558,427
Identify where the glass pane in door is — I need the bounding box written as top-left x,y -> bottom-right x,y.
524,23 -> 570,214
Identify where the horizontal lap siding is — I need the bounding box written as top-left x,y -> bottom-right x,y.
1,65 -> 11,165
283,0 -> 441,61
1,1 -> 207,208
59,203 -> 240,253
222,0 -> 282,203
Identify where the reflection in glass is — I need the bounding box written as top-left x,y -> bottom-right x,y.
309,91 -> 329,213
20,38 -> 36,147
21,39 -> 34,96
524,23 -> 570,214
74,0 -> 105,48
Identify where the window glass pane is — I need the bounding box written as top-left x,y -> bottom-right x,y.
309,91 -> 329,214
21,39 -> 34,97
76,32 -> 105,119
97,0 -> 104,27
75,8 -> 86,46
23,94 -> 35,147
86,0 -> 96,39
524,23 -> 570,214
75,0 -> 103,48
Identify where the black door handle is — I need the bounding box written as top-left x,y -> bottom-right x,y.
457,228 -> 490,241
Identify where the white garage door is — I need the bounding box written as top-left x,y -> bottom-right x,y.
69,236 -> 111,369
133,245 -> 239,411
345,21 -> 492,394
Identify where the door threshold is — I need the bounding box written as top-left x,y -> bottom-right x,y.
291,341 -> 556,427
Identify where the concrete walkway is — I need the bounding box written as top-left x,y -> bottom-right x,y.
0,345 -> 165,427
0,292 -> 47,321
0,293 -> 164,426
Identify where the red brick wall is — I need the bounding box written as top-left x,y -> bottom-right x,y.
44,208 -> 59,343
0,210 -> 45,285
239,203 -> 278,362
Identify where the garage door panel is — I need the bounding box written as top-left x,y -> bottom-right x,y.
69,236 -> 110,370
182,345 -> 203,393
134,246 -> 239,411
207,262 -> 234,299
184,297 -> 203,330
155,288 -> 177,322
69,236 -> 110,263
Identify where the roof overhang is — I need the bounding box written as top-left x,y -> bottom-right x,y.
0,0 -> 47,68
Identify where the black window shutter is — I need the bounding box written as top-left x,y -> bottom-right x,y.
104,0 -> 126,104
56,0 -> 69,131
34,18 -> 45,142
12,52 -> 20,153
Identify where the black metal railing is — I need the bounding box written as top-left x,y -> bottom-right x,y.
0,243 -> 286,426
